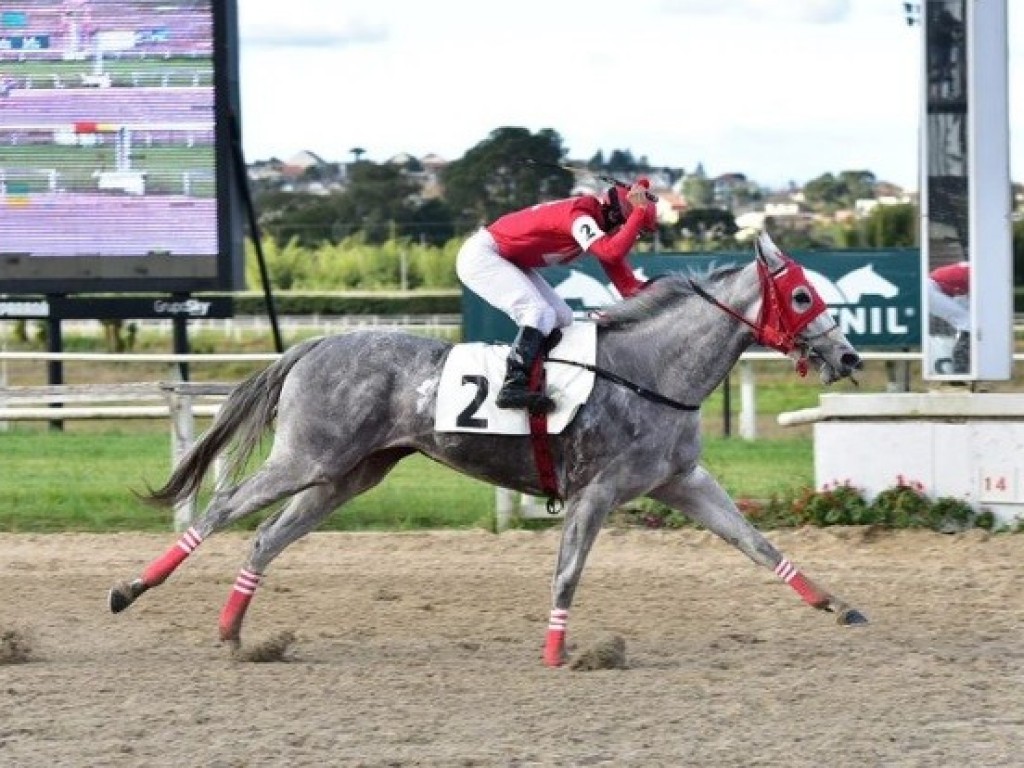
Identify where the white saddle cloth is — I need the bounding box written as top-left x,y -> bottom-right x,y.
434,323 -> 598,435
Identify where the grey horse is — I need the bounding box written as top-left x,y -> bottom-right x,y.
109,232 -> 867,666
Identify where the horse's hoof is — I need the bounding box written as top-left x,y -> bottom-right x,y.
108,586 -> 132,613
219,620 -> 242,649
837,608 -> 869,626
108,579 -> 145,613
543,631 -> 567,668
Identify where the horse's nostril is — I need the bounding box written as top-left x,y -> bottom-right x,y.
841,352 -> 862,370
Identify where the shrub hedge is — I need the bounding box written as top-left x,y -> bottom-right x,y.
619,479 -> 996,533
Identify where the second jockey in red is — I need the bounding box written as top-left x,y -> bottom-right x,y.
456,179 -> 658,413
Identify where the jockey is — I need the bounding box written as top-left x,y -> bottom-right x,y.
456,178 -> 658,413
927,260 -> 970,372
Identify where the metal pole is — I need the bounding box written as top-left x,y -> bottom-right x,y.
229,109 -> 283,353
171,295 -> 190,382
46,301 -> 63,431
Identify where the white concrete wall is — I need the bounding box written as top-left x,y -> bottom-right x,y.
811,393 -> 1024,525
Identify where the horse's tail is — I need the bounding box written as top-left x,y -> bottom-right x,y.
145,336 -> 329,508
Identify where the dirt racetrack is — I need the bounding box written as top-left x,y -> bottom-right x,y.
1,527 -> 1022,767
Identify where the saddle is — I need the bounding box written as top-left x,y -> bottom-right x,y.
434,323 -> 597,435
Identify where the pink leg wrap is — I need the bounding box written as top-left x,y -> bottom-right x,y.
218,568 -> 262,642
141,526 -> 203,587
775,558 -> 828,607
543,608 -> 568,667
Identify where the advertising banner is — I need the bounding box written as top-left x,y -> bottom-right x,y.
462,249 -> 921,350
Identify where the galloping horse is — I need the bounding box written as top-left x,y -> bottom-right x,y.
109,232 -> 867,666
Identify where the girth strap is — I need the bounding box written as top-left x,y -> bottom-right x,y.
523,344 -> 699,516
527,354 -> 563,515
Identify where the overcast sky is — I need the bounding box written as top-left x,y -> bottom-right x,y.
236,0 -> 1023,191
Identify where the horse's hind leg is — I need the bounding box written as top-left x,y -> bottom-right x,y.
217,449 -> 411,648
649,466 -> 868,625
109,456 -> 323,614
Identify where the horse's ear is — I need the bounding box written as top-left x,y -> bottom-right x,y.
754,231 -> 786,270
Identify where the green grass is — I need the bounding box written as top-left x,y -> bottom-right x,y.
700,435 -> 812,499
0,428 -> 812,533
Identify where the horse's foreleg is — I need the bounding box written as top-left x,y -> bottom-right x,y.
108,459 -> 318,615
648,466 -> 868,625
546,487 -> 616,667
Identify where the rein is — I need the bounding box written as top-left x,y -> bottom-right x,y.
546,357 -> 699,412
688,261 -> 796,352
687,279 -> 765,343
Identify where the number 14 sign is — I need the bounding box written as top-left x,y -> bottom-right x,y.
978,467 -> 1019,503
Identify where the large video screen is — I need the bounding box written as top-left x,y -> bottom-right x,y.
0,0 -> 243,294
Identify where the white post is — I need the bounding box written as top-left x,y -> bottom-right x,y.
521,495 -> 547,517
169,389 -> 196,531
739,358 -> 757,440
495,488 -> 516,532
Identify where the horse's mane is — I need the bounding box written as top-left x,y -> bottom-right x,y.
598,263 -> 743,326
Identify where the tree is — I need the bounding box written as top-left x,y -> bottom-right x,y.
835,203 -> 917,249
803,173 -> 845,207
254,190 -> 339,246
682,173 -> 714,209
860,203 -> 917,247
1013,218 -> 1024,287
675,208 -> 738,248
804,170 -> 878,209
401,198 -> 455,247
838,170 -> 877,202
341,162 -> 424,244
441,126 -> 573,232
605,149 -> 637,174
255,162 -> 428,247
300,164 -> 327,183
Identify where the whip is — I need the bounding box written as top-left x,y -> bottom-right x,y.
522,159 -> 659,203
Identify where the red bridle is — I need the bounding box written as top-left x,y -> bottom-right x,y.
690,256 -> 830,376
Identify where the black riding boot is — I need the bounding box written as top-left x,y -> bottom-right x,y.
495,326 -> 555,413
952,331 -> 971,373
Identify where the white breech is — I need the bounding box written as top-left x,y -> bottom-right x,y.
456,229 -> 574,336
927,279 -> 969,334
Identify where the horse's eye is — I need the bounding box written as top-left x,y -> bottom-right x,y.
791,286 -> 813,313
